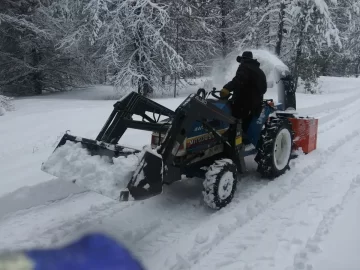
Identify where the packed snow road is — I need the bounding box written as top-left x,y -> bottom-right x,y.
1,77 -> 360,269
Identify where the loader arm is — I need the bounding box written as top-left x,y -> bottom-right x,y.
96,91 -> 176,144
43,91 -> 177,167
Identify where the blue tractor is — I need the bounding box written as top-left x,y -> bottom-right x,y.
41,76 -> 299,210
146,87 -> 296,209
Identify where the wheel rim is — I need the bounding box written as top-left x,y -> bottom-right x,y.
273,128 -> 292,171
218,171 -> 234,200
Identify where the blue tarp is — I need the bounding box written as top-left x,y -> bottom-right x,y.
0,233 -> 145,270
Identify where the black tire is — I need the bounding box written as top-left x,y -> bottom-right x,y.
255,117 -> 294,179
202,159 -> 238,210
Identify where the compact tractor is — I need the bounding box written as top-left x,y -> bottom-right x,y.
41,73 -> 318,209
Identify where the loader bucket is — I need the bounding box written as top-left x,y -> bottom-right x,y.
120,148 -> 164,201
41,133 -> 143,201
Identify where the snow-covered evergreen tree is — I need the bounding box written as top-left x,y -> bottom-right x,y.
340,0 -> 360,76
287,0 -> 341,92
0,0 -> 357,97
0,0 -> 95,95
52,0 -> 192,96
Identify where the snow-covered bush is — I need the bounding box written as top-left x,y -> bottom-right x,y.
0,95 -> 15,115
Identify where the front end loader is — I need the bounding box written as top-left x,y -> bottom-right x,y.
41,74 -> 318,209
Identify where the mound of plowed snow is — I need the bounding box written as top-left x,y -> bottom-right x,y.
41,141 -> 142,200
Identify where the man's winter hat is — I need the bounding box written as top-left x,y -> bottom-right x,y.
237,51 -> 253,62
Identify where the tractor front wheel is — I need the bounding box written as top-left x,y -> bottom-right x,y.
202,159 -> 238,210
255,117 -> 294,179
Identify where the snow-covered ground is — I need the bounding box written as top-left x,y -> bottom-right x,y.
1,75 -> 360,270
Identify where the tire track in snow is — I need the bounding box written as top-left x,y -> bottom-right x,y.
307,90 -> 360,125
291,176 -> 360,270
317,95 -> 360,135
126,173 -> 261,260
144,102 -> 360,270
189,136 -> 360,270
0,192 -> 141,253
0,179 -> 89,220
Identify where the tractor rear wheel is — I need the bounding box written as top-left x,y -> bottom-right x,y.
202,159 -> 238,210
255,117 -> 294,179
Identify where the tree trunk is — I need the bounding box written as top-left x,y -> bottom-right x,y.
293,3 -> 307,92
264,0 -> 270,47
31,48 -> 42,95
293,25 -> 305,92
174,16 -> 179,97
220,0 -> 227,59
275,1 -> 286,56
134,6 -> 152,97
254,1 -> 259,48
355,57 -> 360,78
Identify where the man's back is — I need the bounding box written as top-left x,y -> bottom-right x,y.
230,58 -> 267,118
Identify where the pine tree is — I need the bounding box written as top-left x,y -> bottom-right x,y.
52,0 -> 192,97
0,0 -> 94,95
287,0 -> 341,92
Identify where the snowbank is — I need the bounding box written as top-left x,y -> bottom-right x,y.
41,141 -> 142,200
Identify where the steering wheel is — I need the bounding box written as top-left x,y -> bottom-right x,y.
211,88 -> 232,100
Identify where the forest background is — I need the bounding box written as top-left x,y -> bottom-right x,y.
1,0 -> 359,99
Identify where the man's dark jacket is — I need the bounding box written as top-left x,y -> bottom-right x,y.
224,58 -> 267,119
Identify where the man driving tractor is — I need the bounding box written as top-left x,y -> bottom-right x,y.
220,51 -> 267,133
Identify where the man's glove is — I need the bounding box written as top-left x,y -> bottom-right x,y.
220,88 -> 230,98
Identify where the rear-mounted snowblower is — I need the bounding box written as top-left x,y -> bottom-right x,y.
41,71 -> 319,210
